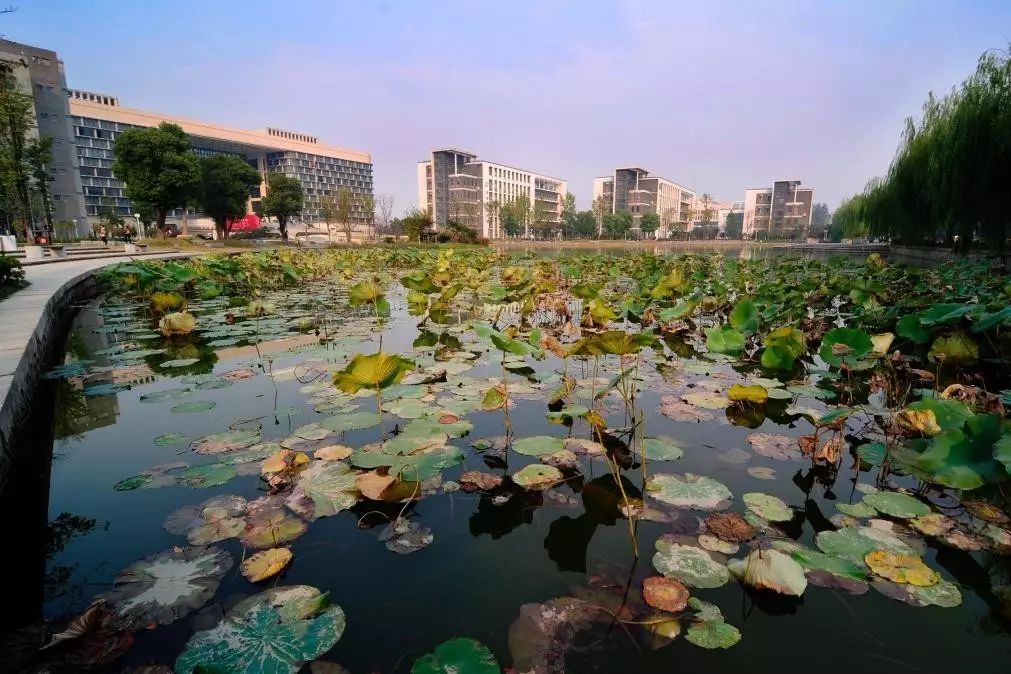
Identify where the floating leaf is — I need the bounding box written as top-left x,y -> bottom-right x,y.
653,537 -> 729,588
642,576 -> 689,612
411,637 -> 500,674
747,433 -> 801,460
175,585 -> 345,674
103,546 -> 233,626
815,526 -> 916,565
171,400 -> 216,413
512,436 -> 566,457
861,492 -> 930,519
704,511 -> 756,542
685,620 -> 741,649
865,550 -> 940,586
286,462 -> 359,520
191,429 -> 261,455
512,464 -> 563,490
743,492 -> 793,522
642,437 -> 684,461
242,510 -> 308,549
319,411 -> 383,433
928,331 -> 979,365
333,352 -> 415,393
728,549 -> 807,596
728,384 -> 768,404
154,432 -> 187,446
240,548 -> 293,582
158,311 -> 196,337
646,473 -> 732,510
819,328 -> 873,368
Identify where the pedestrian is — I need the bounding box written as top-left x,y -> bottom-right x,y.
124,224 -> 134,244
99,225 -> 108,247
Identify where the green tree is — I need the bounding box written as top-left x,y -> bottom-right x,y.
335,187 -> 355,242
318,193 -> 337,241
573,210 -> 596,238
724,211 -> 744,239
531,200 -> 552,239
26,136 -> 54,232
401,207 -> 431,242
560,192 -> 576,238
112,122 -> 200,238
500,195 -> 531,238
592,195 -> 609,238
639,212 -> 659,238
0,68 -> 36,238
197,155 -> 260,239
700,193 -> 714,224
603,211 -> 632,239
260,173 -> 303,242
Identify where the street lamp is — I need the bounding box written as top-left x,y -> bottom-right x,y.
133,213 -> 144,239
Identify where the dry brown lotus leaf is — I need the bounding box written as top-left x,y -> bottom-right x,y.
239,547 -> 292,582
798,434 -> 816,456
894,408 -> 941,437
315,444 -> 353,461
642,576 -> 690,613
657,396 -> 715,423
814,436 -> 846,464
703,511 -> 756,543
438,413 -> 461,424
261,449 -> 309,475
459,470 -> 503,492
747,433 -> 802,460
540,334 -> 567,358
543,449 -> 579,469
356,471 -> 396,500
909,513 -> 957,537
563,438 -> 605,456
942,528 -> 988,551
865,550 -> 940,586
963,499 -> 1011,525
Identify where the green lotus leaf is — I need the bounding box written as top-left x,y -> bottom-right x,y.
705,326 -> 745,354
729,298 -> 760,335
862,491 -> 931,519
646,473 -> 732,510
815,526 -> 916,566
318,411 -> 383,433
819,328 -> 873,369
643,437 -> 684,461
171,400 -> 216,413
511,464 -> 563,490
653,538 -> 729,588
743,492 -> 793,522
411,637 -> 500,674
928,331 -> 979,365
512,436 -> 566,457
175,585 -> 345,674
333,352 -> 415,393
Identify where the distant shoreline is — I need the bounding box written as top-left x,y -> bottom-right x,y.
492,239 -> 870,249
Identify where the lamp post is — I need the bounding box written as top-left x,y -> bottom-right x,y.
133,213 -> 144,239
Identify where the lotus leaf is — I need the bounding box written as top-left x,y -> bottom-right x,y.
815,526 -> 916,565
333,352 -> 415,393
928,331 -> 979,365
410,637 -> 499,674
642,576 -> 690,612
191,429 -> 261,455
175,585 -> 345,674
743,492 -> 793,522
241,547 -> 293,582
242,510 -> 308,549
727,549 -> 807,596
171,400 -> 216,413
653,538 -> 729,588
179,463 -> 237,488
103,546 -> 232,626
862,491 -> 930,519
159,311 -> 196,337
705,326 -> 745,354
512,436 -> 566,457
318,411 -> 383,433
819,328 -> 873,368
684,620 -> 741,649
512,464 -> 563,490
286,462 -> 359,520
647,473 -> 732,510
864,550 -> 940,586
642,437 -> 684,461
728,384 -> 768,403
729,299 -> 759,335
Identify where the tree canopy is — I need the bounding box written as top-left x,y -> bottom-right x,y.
260,173 -> 303,241
112,122 -> 200,236
196,155 -> 260,239
640,212 -> 659,237
839,46 -> 1011,249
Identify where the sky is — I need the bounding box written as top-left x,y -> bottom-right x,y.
6,0 -> 1011,213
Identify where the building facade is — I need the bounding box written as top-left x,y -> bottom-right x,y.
592,168 -> 695,238
0,39 -> 88,235
68,94 -> 373,229
742,180 -> 814,239
417,148 -> 567,239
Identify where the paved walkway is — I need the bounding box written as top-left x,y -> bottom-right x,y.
0,252 -> 194,411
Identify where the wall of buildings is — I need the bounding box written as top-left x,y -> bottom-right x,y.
0,40 -> 88,235
593,168 -> 695,237
418,148 -> 567,239
743,181 -> 814,239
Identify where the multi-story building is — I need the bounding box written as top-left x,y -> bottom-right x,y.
0,39 -> 88,235
742,180 -> 814,239
592,168 -> 695,238
68,93 -> 373,230
417,148 -> 567,239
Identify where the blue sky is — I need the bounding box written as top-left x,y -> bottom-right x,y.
7,0 -> 1011,213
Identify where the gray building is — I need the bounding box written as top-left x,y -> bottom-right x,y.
742,180 -> 814,239
0,39 -> 88,236
592,168 -> 695,238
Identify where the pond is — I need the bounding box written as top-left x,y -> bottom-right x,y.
13,247 -> 1011,673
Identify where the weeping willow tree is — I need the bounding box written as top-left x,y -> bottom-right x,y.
840,46 -> 1011,250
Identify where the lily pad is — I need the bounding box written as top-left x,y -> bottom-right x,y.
175,585 -> 345,674
411,637 -> 500,674
103,546 -> 233,626
171,400 -> 217,413
154,432 -> 187,446
685,620 -> 741,649
643,437 -> 684,461
286,462 -> 359,520
865,550 -> 939,586
653,537 -> 729,588
743,492 -> 793,522
512,464 -> 563,490
512,436 -> 566,457
191,429 -> 261,455
727,549 -> 807,596
862,491 -> 931,519
240,548 -> 293,582
318,411 -> 383,433
646,473 -> 732,510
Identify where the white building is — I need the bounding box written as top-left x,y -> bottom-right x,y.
592,168 -> 695,238
417,148 -> 567,239
743,181 -> 814,239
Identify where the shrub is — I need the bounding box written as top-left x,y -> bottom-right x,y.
436,232 -> 452,243
0,255 -> 26,293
